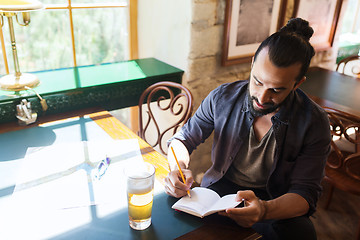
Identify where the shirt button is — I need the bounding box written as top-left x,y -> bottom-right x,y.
229,156 -> 233,160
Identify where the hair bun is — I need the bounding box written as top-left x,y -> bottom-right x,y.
280,18 -> 314,41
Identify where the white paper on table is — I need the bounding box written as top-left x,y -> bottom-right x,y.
10,139 -> 146,210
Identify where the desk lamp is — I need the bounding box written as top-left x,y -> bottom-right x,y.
0,0 -> 43,91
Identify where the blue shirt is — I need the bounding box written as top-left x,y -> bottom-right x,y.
170,80 -> 331,215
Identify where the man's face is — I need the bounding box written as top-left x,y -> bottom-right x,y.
248,48 -> 305,117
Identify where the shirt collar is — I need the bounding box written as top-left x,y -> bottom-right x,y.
272,90 -> 296,125
242,91 -> 250,112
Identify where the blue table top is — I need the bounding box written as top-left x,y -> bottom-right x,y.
0,116 -> 204,240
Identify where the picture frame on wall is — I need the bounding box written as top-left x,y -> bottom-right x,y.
290,0 -> 343,51
222,0 -> 286,66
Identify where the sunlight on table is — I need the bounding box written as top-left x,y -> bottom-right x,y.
0,128 -> 164,239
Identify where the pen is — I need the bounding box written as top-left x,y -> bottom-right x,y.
171,146 -> 191,198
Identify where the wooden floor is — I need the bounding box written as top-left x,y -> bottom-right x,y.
312,181 -> 360,240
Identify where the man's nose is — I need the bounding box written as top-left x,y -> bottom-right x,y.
257,90 -> 271,105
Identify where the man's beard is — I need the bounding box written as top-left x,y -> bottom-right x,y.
247,92 -> 280,117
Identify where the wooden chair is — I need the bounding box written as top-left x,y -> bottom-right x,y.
138,81 -> 193,155
323,107 -> 360,240
336,54 -> 360,78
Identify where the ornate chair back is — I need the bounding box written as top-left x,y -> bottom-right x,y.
336,54 -> 360,78
323,107 -> 360,240
138,81 -> 193,155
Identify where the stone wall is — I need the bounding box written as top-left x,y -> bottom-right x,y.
182,0 -> 249,181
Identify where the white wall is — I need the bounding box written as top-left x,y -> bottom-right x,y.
137,0 -> 192,71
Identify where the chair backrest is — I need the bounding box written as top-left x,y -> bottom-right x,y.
138,81 -> 193,155
324,107 -> 360,180
336,54 -> 360,78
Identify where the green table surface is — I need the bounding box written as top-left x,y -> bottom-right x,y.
0,58 -> 183,100
0,58 -> 184,123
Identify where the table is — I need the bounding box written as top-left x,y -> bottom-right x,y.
301,67 -> 360,118
0,108 -> 260,240
0,58 -> 184,124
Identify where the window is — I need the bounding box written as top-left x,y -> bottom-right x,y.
337,0 -> 360,62
0,0 -> 138,75
340,0 -> 360,35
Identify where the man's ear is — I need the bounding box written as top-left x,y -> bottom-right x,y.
294,76 -> 306,90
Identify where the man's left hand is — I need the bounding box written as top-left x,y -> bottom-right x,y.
218,190 -> 266,228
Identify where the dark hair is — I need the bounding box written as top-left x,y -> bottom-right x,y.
253,18 -> 315,82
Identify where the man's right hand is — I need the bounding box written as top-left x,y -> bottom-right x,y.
164,169 -> 194,198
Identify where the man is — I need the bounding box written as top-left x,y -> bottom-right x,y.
165,18 -> 331,240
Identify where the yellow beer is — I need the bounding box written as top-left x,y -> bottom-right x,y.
127,189 -> 154,221
125,163 -> 155,230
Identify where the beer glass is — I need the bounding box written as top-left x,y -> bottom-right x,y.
125,162 -> 155,230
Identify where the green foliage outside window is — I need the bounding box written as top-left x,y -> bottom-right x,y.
0,1 -> 129,75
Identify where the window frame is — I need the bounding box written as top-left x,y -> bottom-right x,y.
0,0 -> 138,75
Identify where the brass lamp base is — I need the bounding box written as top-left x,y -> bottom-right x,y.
0,73 -> 40,91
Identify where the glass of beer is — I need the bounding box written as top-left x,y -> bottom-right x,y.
125,162 -> 155,230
